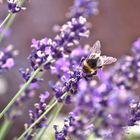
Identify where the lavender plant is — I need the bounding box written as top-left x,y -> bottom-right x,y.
53,38 -> 140,140
0,0 -> 140,140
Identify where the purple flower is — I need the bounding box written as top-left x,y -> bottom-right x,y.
0,45 -> 18,72
54,125 -> 67,140
19,68 -> 43,83
29,16 -> 89,70
132,38 -> 140,54
51,41 -> 117,104
39,91 -> 50,102
51,58 -> 70,74
78,78 -> 88,91
55,80 -> 134,140
128,102 -> 140,126
52,69 -> 82,103
54,81 -> 95,140
54,39 -> 140,140
103,88 -> 134,140
7,0 -> 26,13
71,47 -> 85,57
31,38 -> 48,49
24,92 -> 50,139
107,56 -> 140,90
69,0 -> 99,18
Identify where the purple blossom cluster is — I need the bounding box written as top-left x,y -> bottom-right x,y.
19,68 -> 43,83
0,44 -> 17,72
29,16 -> 89,70
54,79 -> 95,140
29,0 -> 99,72
69,0 -> 99,18
51,67 -> 83,103
24,92 -> 50,139
7,0 -> 26,13
49,46 -> 88,102
129,101 -> 140,126
107,55 -> 140,90
5,0 -> 99,127
54,39 -> 140,140
50,45 -> 91,104
94,86 -> 134,140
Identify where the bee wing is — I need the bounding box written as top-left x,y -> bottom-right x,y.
89,40 -> 101,59
100,56 -> 117,66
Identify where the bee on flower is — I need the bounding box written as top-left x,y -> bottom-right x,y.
82,40 -> 117,77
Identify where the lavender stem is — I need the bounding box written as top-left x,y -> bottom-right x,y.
0,14 -> 16,43
0,66 -> 42,119
18,92 -> 68,140
0,119 -> 12,140
17,100 -> 58,140
0,13 -> 12,30
0,0 -> 25,42
35,103 -> 63,140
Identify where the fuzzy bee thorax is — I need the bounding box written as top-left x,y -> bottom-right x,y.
82,59 -> 97,74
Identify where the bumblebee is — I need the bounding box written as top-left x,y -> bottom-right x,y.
82,40 -> 117,77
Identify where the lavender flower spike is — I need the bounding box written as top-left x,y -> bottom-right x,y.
128,102 -> 140,126
69,0 -> 99,18
29,16 -> 89,70
24,91 -> 50,139
7,0 -> 26,13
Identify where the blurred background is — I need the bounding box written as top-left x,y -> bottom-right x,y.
0,0 -> 140,139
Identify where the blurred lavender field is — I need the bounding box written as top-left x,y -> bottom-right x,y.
0,0 -> 140,139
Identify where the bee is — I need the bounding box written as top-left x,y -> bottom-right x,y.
82,40 -> 117,77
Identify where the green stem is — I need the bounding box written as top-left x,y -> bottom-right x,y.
0,119 -> 12,140
18,92 -> 67,140
48,104 -> 63,126
0,57 -> 54,119
0,14 -> 16,43
0,66 -> 42,119
0,0 -> 25,43
87,134 -> 94,140
47,97 -> 56,107
35,103 -> 63,140
33,97 -> 56,140
17,100 -> 58,140
33,101 -> 55,140
0,13 -> 12,30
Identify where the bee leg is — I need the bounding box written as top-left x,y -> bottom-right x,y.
92,71 -> 97,75
84,76 -> 89,81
